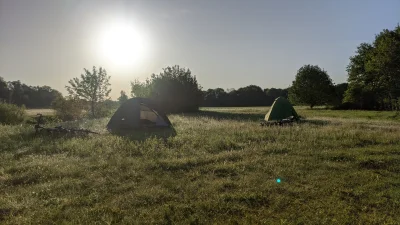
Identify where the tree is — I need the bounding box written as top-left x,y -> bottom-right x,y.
230,85 -> 269,106
369,26 -> 400,108
264,88 -> 289,104
0,77 -> 8,102
202,86 -> 280,107
343,43 -> 378,109
131,65 -> 202,113
7,80 -> 26,106
131,79 -> 152,98
265,88 -> 288,100
289,65 -> 336,108
335,83 -> 348,104
118,90 -> 129,104
344,25 -> 400,110
203,88 -> 228,106
66,66 -> 111,117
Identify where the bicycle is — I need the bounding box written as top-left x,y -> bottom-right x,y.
34,114 -> 99,135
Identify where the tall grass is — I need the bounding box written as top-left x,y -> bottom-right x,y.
0,108 -> 399,224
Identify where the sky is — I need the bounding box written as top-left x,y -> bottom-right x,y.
0,0 -> 399,99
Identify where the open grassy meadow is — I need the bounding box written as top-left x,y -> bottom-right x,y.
26,109 -> 55,116
1,107 -> 400,224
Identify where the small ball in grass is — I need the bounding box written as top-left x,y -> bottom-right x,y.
276,178 -> 281,183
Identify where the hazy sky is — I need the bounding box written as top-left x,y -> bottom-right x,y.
0,0 -> 399,99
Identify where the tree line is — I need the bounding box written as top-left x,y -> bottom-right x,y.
0,77 -> 61,108
2,25 -> 399,118
202,86 -> 287,107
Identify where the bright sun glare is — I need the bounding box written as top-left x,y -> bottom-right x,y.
99,21 -> 148,67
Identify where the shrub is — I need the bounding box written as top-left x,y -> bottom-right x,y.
0,102 -> 26,125
51,96 -> 85,121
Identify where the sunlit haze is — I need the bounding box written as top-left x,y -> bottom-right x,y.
97,19 -> 149,68
0,0 -> 399,99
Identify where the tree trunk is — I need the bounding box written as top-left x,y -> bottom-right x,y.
91,101 -> 95,118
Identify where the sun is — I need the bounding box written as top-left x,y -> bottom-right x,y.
99,21 -> 148,67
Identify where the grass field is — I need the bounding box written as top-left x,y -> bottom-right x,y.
1,107 -> 400,224
26,109 -> 55,116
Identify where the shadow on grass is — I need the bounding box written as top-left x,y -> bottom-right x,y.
180,111 -> 333,127
180,110 -> 265,121
299,119 -> 331,126
110,127 -> 177,141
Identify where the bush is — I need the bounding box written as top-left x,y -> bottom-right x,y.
0,102 -> 26,125
51,96 -> 85,121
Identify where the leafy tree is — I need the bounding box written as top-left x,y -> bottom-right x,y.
118,90 -> 129,104
230,85 -> 269,106
289,65 -> 336,108
23,85 -> 62,108
7,80 -> 29,106
335,83 -> 348,104
343,43 -> 378,109
202,86 -> 280,107
0,77 -> 8,102
203,88 -> 229,106
0,77 -> 61,108
66,66 -> 111,117
131,65 -> 202,113
264,88 -> 289,104
264,88 -> 288,100
344,25 -> 400,110
131,79 -> 152,98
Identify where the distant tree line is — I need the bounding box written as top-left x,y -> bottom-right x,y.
202,86 -> 288,107
201,81 -> 348,108
0,77 -> 61,108
2,25 -> 399,115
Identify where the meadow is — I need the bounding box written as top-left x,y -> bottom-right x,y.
1,107 -> 400,224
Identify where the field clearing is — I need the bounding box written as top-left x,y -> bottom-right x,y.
1,108 -> 400,224
26,109 -> 55,116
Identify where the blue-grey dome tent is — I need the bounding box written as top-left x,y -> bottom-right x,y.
107,98 -> 172,133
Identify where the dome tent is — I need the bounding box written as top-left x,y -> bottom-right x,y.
265,97 -> 299,121
107,98 -> 172,133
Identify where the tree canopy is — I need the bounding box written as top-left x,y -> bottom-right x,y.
0,77 -> 8,102
344,25 -> 400,110
66,66 -> 111,117
118,90 -> 129,104
131,65 -> 203,113
289,65 -> 336,108
0,77 -> 61,108
202,86 -> 289,107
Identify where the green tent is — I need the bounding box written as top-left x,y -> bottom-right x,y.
265,97 -> 299,121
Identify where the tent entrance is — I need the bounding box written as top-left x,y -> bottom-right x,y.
139,104 -> 169,127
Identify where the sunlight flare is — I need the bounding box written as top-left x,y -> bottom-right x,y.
98,20 -> 149,67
